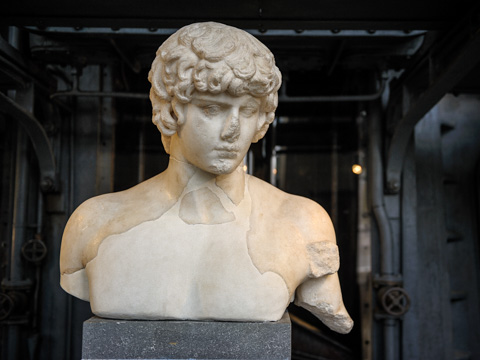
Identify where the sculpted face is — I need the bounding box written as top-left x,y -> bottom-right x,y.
171,92 -> 262,175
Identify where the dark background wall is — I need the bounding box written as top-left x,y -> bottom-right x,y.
1,1 -> 480,359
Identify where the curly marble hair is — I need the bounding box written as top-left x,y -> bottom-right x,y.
148,22 -> 282,154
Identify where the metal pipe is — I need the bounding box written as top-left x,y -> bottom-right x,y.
64,98 -> 76,360
279,78 -> 385,103
384,319 -> 397,360
7,125 -> 30,360
269,118 -> 278,186
270,148 -> 277,186
32,192 -> 44,332
35,193 -> 44,235
51,90 -> 148,99
11,128 -> 29,282
25,26 -> 427,38
247,150 -> 254,175
330,129 -> 339,229
138,123 -> 145,183
368,102 -> 397,360
6,28 -> 26,360
368,102 -> 394,275
7,27 -> 20,50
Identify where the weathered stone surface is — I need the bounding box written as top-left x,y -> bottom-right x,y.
82,313 -> 291,360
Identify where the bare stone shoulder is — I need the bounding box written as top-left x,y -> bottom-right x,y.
247,175 -> 339,280
60,192 -> 129,275
60,173 -> 171,275
247,175 -> 336,245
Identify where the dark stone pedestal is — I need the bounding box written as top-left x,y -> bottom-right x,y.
82,312 -> 291,360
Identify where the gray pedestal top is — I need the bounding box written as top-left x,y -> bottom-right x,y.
82,312 -> 291,360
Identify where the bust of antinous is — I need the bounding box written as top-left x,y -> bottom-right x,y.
60,22 -> 353,334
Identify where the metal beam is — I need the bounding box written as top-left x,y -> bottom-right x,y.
385,12 -> 480,193
0,91 -> 56,191
25,26 -> 427,38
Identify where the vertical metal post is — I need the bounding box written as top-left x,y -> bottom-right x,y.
9,82 -> 34,282
383,318 -> 397,360
95,65 -> 115,195
369,103 -> 394,275
330,129 -> 339,228
7,26 -> 20,50
138,122 -> 146,183
10,128 -> 29,283
270,118 -> 278,186
6,127 -> 30,360
31,192 -> 44,332
4,25 -> 33,360
356,113 -> 373,360
64,97 -> 76,360
247,149 -> 254,175
368,102 -> 398,360
270,148 -> 277,186
7,87 -> 35,360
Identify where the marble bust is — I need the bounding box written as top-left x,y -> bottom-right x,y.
60,22 -> 353,334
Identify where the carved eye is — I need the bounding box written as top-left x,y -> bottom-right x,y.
240,106 -> 258,117
202,104 -> 221,117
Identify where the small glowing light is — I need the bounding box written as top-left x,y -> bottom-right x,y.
272,168 -> 278,175
352,164 -> 363,175
243,165 -> 248,172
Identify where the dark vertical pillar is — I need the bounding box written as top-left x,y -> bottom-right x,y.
412,108 -> 453,360
401,140 -> 420,359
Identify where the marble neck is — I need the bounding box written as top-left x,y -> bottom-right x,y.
164,157 -> 246,205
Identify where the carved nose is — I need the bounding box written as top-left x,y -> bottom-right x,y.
221,111 -> 240,142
